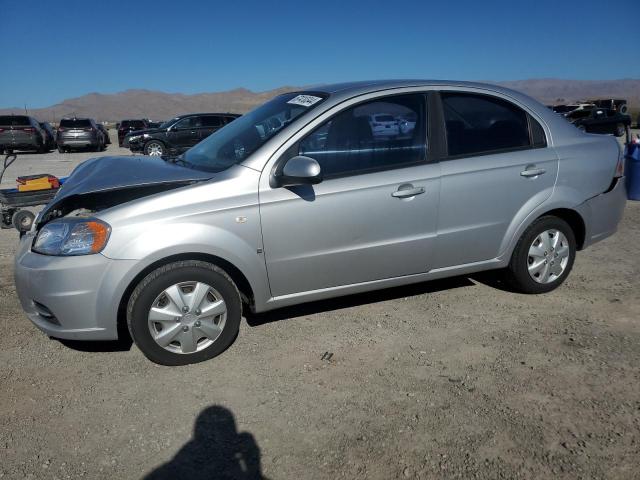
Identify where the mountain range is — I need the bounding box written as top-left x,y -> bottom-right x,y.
1,79 -> 638,123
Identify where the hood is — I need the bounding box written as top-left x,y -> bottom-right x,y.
124,127 -> 163,137
39,155 -> 213,223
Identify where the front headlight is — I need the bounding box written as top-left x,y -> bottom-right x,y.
33,218 -> 111,256
128,135 -> 141,142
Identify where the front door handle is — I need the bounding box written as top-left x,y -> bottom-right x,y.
392,185 -> 425,198
520,167 -> 546,178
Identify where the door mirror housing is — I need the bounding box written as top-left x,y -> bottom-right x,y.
273,155 -> 323,188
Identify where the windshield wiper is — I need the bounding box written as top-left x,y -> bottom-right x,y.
162,153 -> 191,167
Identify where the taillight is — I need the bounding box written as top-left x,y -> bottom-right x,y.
23,127 -> 35,133
615,147 -> 625,178
58,127 -> 66,132
0,128 -> 4,132
83,127 -> 93,132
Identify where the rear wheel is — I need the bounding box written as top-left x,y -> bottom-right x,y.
144,140 -> 165,156
127,261 -> 242,366
504,216 -> 576,294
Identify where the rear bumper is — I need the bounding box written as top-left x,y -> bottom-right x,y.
57,134 -> 98,147
579,176 -> 627,248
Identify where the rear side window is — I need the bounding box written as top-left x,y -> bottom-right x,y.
441,93 -> 531,157
299,93 -> 427,178
0,116 -> 30,126
59,119 -> 92,128
224,116 -> 238,124
201,116 -> 223,127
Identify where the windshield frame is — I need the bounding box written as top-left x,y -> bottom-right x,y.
181,92 -> 328,173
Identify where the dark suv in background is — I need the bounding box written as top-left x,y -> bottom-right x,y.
117,119 -> 148,147
0,115 -> 49,153
126,113 -> 239,156
56,117 -> 105,152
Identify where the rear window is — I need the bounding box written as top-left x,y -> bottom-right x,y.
121,120 -> 146,129
374,115 -> 395,122
0,116 -> 30,126
59,119 -> 92,128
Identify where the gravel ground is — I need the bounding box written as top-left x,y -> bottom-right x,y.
0,131 -> 639,479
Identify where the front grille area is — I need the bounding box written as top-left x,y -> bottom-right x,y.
32,301 -> 60,325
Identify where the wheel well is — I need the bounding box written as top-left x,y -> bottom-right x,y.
542,208 -> 586,250
116,253 -> 255,339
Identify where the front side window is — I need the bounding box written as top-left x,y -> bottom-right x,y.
441,93 -> 530,157
299,94 -> 427,178
174,117 -> 201,129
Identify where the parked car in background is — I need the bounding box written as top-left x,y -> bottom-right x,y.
56,117 -> 104,152
369,113 -> 399,137
117,119 -> 148,147
0,115 -> 48,153
566,107 -> 631,137
14,81 -> 627,365
39,122 -> 57,151
97,124 -> 111,145
126,113 -> 239,156
147,121 -> 163,129
588,98 -> 628,114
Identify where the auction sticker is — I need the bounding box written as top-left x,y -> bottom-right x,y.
287,95 -> 323,107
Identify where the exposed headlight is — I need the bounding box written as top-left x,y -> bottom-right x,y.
33,218 -> 111,256
128,135 -> 141,142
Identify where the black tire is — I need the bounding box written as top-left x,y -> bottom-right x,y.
12,210 -> 35,232
504,216 -> 576,294
127,260 -> 242,366
144,140 -> 165,156
614,123 -> 625,137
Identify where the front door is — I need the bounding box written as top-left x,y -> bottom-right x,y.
259,93 -> 441,297
168,116 -> 201,150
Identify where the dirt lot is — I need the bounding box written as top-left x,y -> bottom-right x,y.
0,132 -> 639,479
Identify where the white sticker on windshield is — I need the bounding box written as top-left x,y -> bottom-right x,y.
287,95 -> 323,107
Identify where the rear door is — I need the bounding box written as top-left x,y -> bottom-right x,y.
199,115 -> 224,141
433,91 -> 558,269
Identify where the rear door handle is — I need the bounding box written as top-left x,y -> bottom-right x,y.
392,185 -> 425,198
520,167 -> 546,178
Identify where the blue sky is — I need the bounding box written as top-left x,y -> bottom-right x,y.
1,0 -> 638,108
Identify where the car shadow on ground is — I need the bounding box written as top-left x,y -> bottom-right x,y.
55,323 -> 133,352
245,274 -> 481,327
143,405 -> 268,480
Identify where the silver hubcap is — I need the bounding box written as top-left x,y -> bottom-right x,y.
148,281 -> 226,354
527,229 -> 570,284
147,143 -> 163,156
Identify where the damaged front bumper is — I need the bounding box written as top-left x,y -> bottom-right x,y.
13,233 -> 137,341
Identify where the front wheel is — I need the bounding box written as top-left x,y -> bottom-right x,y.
504,216 -> 576,294
144,140 -> 165,156
127,261 -> 242,366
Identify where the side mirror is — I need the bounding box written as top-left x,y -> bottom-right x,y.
273,155 -> 323,188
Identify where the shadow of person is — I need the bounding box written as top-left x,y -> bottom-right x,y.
144,406 -> 267,480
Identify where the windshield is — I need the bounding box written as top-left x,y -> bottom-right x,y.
183,92 -> 327,172
160,117 -> 180,129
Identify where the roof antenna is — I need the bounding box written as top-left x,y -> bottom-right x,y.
24,103 -> 28,115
